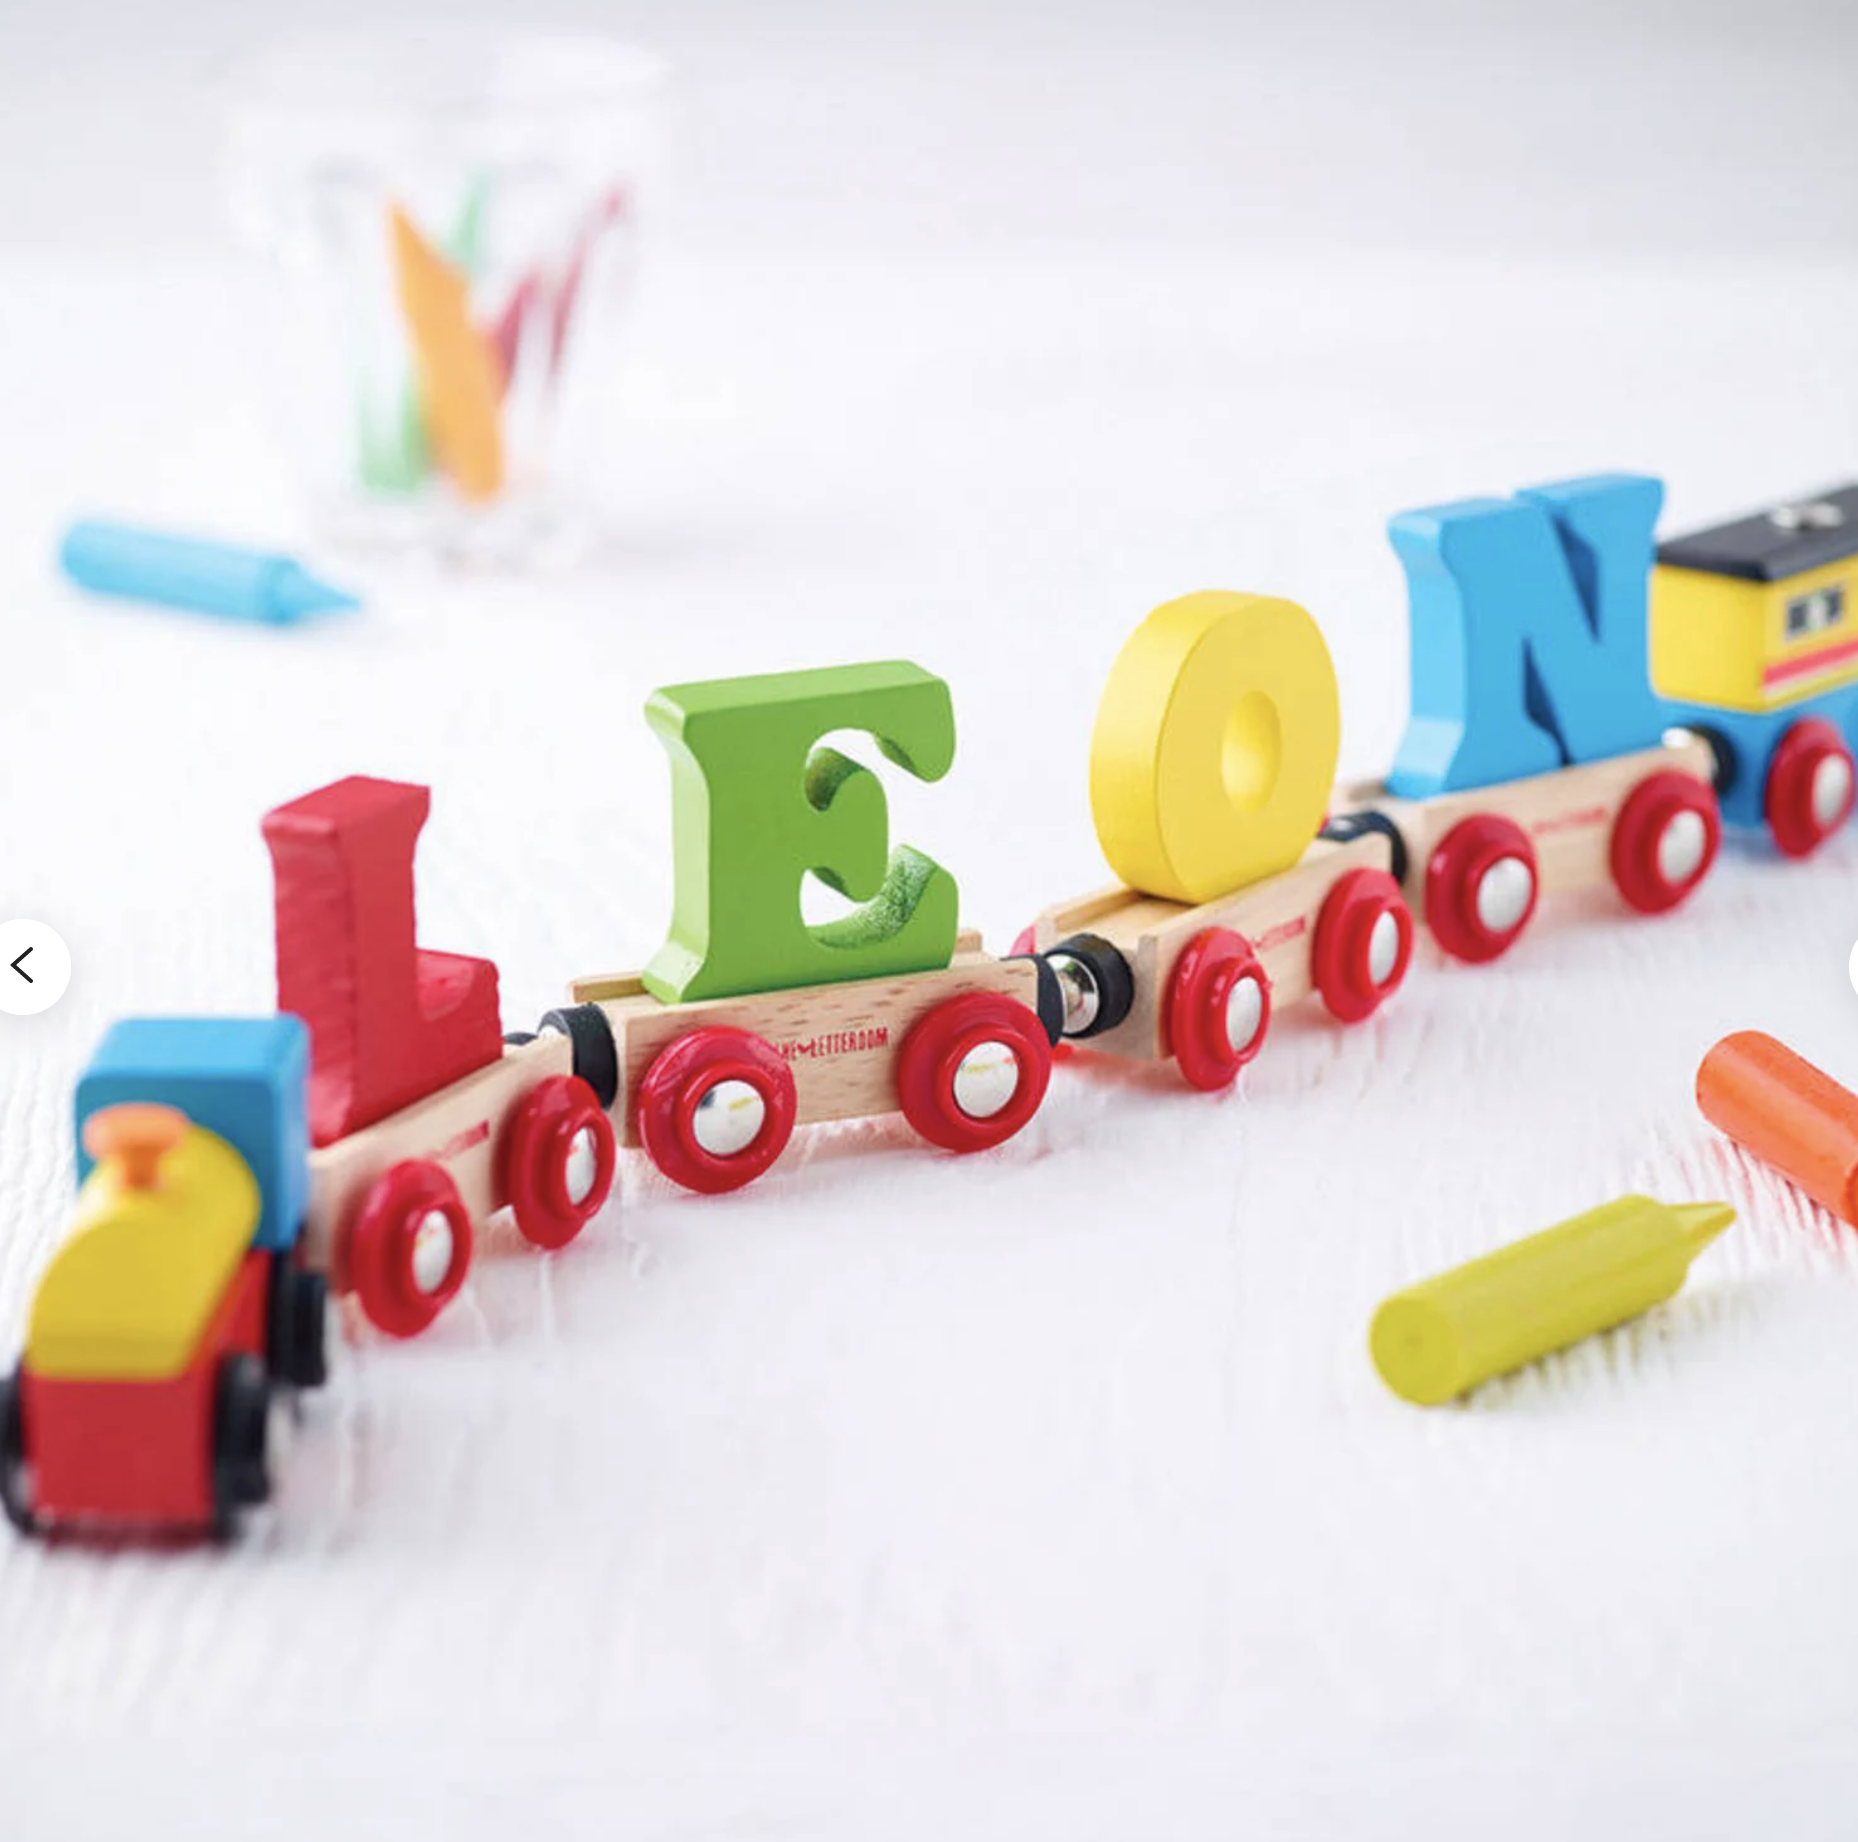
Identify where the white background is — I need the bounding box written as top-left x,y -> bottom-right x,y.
2,1 -> 1858,1835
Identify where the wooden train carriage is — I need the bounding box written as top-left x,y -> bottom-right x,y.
1324,471 -> 1726,961
1023,831 -> 1409,1091
1020,589 -> 1418,1092
550,660 -> 1058,1195
1326,737 -> 1719,965
302,1030 -> 613,1337
560,932 -> 1051,1193
268,777 -> 618,1339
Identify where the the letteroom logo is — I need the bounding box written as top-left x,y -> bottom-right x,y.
432,1120 -> 492,1163
776,1027 -> 890,1062
1532,804 -> 1608,838
1254,916 -> 1308,953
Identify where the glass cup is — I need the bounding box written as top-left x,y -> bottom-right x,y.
226,28 -> 666,566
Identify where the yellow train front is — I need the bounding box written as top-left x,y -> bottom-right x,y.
1652,485 -> 1858,855
1,1017 -> 326,1539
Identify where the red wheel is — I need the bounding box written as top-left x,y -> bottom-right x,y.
1313,868 -> 1414,1022
347,1159 -> 473,1339
636,1027 -> 797,1194
1424,814 -> 1538,963
1610,770 -> 1722,911
1163,928 -> 1272,1092
1763,718 -> 1855,858
895,991 -> 1052,1151
500,1075 -> 617,1250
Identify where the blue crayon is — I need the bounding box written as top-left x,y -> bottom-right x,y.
59,522 -> 360,626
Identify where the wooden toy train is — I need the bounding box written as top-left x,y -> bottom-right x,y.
6,471 -> 1855,1539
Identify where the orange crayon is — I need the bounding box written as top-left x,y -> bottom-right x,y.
388,204 -> 505,502
1697,1030 -> 1858,1223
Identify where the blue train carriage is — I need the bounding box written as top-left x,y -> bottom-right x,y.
0,1017 -> 327,1540
1326,473 -> 1723,963
1651,484 -> 1858,856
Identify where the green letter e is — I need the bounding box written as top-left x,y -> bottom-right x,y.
642,661 -> 960,1004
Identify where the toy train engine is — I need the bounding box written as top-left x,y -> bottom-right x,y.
0,1017 -> 327,1538
1328,474 -> 1722,962
1652,484 -> 1858,857
1022,591 -> 1416,1091
552,661 -> 1056,1193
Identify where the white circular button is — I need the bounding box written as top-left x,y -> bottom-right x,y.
0,921 -> 71,1017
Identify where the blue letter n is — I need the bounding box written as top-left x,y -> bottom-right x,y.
1386,473 -> 1665,799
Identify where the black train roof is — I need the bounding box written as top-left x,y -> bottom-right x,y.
1656,485 -> 1858,583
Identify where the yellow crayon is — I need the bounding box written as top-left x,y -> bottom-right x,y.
1370,1194 -> 1734,1406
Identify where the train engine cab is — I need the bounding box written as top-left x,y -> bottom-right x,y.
1022,590 -> 1416,1091
1652,484 -> 1858,857
1329,473 -> 1722,963
0,1017 -> 327,1539
553,661 -> 1055,1193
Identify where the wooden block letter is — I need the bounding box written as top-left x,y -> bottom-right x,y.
1089,591 -> 1340,905
262,777 -> 502,1147
643,662 -> 959,1004
1387,473 -> 1666,799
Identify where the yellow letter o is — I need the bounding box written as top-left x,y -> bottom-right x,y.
1088,591 -> 1340,904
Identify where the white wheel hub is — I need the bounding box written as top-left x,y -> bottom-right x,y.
953,1040 -> 1020,1120
1224,975 -> 1265,1054
266,1389 -> 294,1472
1812,753 -> 1853,830
410,1208 -> 456,1295
692,1078 -> 766,1158
1367,910 -> 1403,987
562,1124 -> 599,1206
1474,855 -> 1534,935
1656,808 -> 1708,886
1048,954 -> 1100,1037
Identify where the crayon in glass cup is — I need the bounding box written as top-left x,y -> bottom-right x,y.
226,30 -> 666,566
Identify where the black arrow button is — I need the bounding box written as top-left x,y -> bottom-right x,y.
0,923 -> 66,1015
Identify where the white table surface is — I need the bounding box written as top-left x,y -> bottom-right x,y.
4,3 -> 1858,1835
